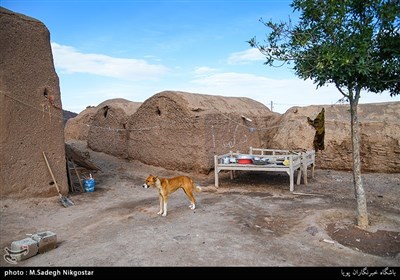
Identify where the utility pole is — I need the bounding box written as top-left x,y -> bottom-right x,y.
270,101 -> 273,112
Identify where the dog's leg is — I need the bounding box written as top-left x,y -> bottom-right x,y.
157,194 -> 163,215
162,196 -> 168,217
189,198 -> 195,210
184,189 -> 196,210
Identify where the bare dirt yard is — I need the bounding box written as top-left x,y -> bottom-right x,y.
1,146 -> 399,269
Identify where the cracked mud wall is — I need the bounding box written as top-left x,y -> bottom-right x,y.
127,91 -> 278,174
0,8 -> 68,197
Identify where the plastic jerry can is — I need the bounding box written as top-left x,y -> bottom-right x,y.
10,237 -> 38,261
31,231 -> 57,253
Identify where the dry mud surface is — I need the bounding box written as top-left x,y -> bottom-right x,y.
1,148 -> 399,268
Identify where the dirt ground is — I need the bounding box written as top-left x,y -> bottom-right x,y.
1,146 -> 399,268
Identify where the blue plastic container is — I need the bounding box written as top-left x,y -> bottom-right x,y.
83,178 -> 95,192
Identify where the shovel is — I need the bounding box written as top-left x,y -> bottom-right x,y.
42,152 -> 74,207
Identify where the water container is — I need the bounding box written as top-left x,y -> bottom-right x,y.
83,174 -> 95,192
31,231 -> 57,253
10,237 -> 38,261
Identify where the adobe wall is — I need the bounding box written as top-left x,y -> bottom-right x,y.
0,8 -> 68,197
266,102 -> 400,173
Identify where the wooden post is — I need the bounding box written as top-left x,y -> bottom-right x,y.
66,158 -> 73,192
71,159 -> 83,191
296,169 -> 302,185
214,155 -> 219,187
289,172 -> 294,192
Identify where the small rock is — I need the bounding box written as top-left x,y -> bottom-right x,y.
306,226 -> 319,236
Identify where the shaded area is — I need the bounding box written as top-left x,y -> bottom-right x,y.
327,222 -> 400,257
307,107 -> 325,152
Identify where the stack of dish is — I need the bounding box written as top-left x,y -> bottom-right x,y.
252,157 -> 269,165
237,154 -> 253,164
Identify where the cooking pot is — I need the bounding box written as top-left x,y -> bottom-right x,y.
237,154 -> 253,164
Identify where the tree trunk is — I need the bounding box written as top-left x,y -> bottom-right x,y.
349,94 -> 369,229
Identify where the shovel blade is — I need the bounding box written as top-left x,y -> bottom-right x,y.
60,196 -> 74,207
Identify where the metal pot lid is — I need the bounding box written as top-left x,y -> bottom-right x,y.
237,154 -> 253,159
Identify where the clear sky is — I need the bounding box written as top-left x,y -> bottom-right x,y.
2,0 -> 399,114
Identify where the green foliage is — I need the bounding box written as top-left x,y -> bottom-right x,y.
248,0 -> 400,97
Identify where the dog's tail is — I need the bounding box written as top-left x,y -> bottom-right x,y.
194,184 -> 202,192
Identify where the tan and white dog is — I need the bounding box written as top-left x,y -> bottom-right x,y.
142,175 -> 202,216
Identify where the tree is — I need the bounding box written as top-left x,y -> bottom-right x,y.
249,0 -> 399,229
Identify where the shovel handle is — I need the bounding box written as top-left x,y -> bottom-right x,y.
42,152 -> 61,194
